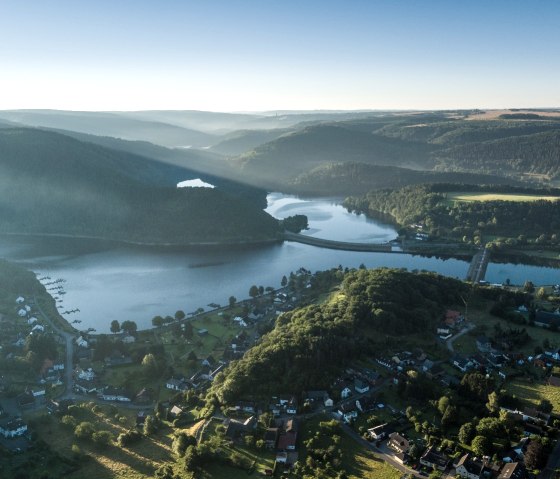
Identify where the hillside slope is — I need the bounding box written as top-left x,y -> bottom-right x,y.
0,128 -> 279,244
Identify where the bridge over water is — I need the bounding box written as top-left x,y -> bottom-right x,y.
465,247 -> 491,283
283,231 -> 392,252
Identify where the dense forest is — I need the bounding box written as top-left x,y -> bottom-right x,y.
209,268 -> 467,403
0,128 -> 280,244
344,184 -> 560,246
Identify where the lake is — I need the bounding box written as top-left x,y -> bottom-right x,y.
0,194 -> 557,332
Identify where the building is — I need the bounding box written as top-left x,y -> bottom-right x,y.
387,432 -> 409,454
497,462 -> 527,479
0,417 -> 27,438
367,423 -> 391,441
419,445 -> 449,471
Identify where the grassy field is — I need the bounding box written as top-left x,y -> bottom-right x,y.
447,192 -> 560,203
505,379 -> 560,413
32,404 -> 175,479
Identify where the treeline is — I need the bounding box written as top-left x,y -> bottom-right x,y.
208,268 -> 467,403
344,184 -> 560,245
289,162 -> 517,196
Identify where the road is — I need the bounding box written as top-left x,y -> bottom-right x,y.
446,322 -> 475,353
33,296 -> 77,397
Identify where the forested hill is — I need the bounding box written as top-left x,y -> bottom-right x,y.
344,184 -> 560,246
0,128 -> 280,244
209,268 -> 467,403
289,162 -> 519,196
230,116 -> 560,193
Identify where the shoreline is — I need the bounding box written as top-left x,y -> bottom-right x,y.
0,231 -> 282,249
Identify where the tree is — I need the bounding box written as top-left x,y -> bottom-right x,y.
486,391 -> 500,414
281,275 -> 288,287
110,320 -> 121,334
184,321 -> 193,339
121,320 -> 137,335
142,353 -> 160,378
74,421 -> 95,440
143,415 -> 158,435
525,438 -> 547,470
471,435 -> 492,456
249,285 -> 259,298
437,396 -> 450,415
173,432 -> 196,456
175,310 -> 186,321
523,280 -> 535,293
152,316 -> 164,328
458,422 -> 476,445
228,296 -> 236,308
536,287 -> 547,300
92,430 -> 113,448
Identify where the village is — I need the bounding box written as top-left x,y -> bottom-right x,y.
1,267 -> 560,478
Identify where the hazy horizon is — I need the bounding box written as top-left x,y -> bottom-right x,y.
1,0 -> 559,112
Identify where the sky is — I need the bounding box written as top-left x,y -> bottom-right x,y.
0,0 -> 559,111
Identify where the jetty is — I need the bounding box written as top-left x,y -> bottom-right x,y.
466,247 -> 491,283
283,231 -> 392,252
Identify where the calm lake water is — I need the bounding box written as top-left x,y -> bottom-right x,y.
0,194 -> 558,332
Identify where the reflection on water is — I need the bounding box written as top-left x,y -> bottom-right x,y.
0,195 -> 557,332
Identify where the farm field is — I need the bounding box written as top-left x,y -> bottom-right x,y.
448,192 -> 560,203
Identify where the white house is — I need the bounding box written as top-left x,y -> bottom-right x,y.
25,305 -> 31,312
16,296 -> 25,304
341,387 -> 352,399
76,367 -> 95,381
18,309 -> 27,317
122,335 -> 136,344
76,337 -> 88,348
28,317 -> 38,325
53,362 -> 64,371
100,387 -> 131,402
0,418 -> 28,438
324,397 -> 334,407
166,377 -> 189,391
338,402 -> 358,423
31,388 -> 46,397
32,324 -> 45,333
354,378 -> 370,394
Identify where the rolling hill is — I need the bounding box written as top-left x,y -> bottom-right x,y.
0,128 -> 279,244
0,110 -> 217,148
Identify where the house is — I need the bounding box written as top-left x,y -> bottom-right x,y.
367,423 -> 391,441
387,432 -> 410,454
476,336 -> 492,352
76,337 -> 88,348
27,317 -> 38,325
354,378 -> 369,394
136,411 -> 147,427
202,355 -> 216,368
455,454 -> 483,479
0,417 -> 27,438
437,326 -> 451,335
168,405 -> 184,418
225,416 -> 257,439
497,462 -> 527,479
32,324 -> 45,333
99,386 -> 131,402
419,446 -> 449,471
455,453 -> 498,479
264,428 -> 279,449
17,392 -> 35,408
277,419 -> 298,451
197,329 -> 208,336
76,367 -> 95,381
235,401 -> 256,414
166,377 -> 190,392
47,399 -> 73,415
304,390 -> 333,407
30,388 -> 46,398
453,355 -> 473,372
534,311 -> 560,328
18,309 -> 27,317
16,296 -> 25,304
341,386 -> 352,399
337,401 -> 358,423
122,335 -> 136,344
74,380 -> 97,394
53,362 -> 64,371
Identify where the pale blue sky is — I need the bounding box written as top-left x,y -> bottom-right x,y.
0,0 -> 558,111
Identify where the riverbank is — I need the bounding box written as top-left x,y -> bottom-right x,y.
0,231 -> 283,250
